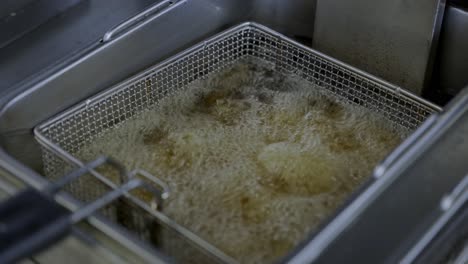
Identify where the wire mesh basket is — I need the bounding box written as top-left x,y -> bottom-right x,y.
34,22 -> 440,263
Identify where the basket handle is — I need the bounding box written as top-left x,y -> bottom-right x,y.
0,157 -> 161,263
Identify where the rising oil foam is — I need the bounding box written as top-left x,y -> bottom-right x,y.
76,59 -> 407,263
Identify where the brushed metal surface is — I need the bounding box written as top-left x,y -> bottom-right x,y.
437,5 -> 468,95
313,0 -> 445,94
0,0 -> 161,93
0,0 -> 35,18
0,0 -> 82,49
251,0 -> 315,43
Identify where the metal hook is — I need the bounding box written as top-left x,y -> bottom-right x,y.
129,169 -> 170,211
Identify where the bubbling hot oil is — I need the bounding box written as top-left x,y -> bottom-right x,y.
77,59 -> 407,263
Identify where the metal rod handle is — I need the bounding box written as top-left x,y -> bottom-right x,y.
102,0 -> 185,43
71,178 -> 144,223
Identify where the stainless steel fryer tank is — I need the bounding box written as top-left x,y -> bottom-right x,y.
0,0 -> 466,263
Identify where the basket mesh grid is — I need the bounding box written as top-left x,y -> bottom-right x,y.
35,23 -> 438,262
